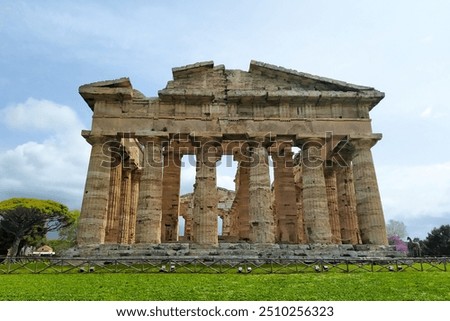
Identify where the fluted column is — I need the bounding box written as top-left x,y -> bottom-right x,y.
352,138 -> 388,245
77,135 -> 113,245
221,212 -> 231,236
192,139 -> 221,246
118,167 -> 132,244
104,162 -> 122,243
293,164 -> 307,243
127,168 -> 141,244
324,163 -> 341,244
335,158 -> 361,245
248,145 -> 275,243
161,151 -> 182,242
232,153 -> 251,241
272,144 -> 298,243
183,207 -> 194,241
300,138 -> 332,244
135,136 -> 165,244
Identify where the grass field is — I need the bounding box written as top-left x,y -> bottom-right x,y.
0,272 -> 449,301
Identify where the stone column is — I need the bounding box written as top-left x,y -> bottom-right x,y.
248,145 -> 275,243
299,138 -> 332,244
324,163 -> 341,244
135,136 -> 164,244
293,164 -> 307,243
221,212 -> 232,236
272,144 -> 298,243
352,138 -> 388,245
335,158 -> 361,245
231,153 -> 251,241
183,206 -> 194,241
118,167 -> 132,244
192,139 -> 221,246
127,168 -> 141,244
77,135 -> 113,245
161,151 -> 182,242
104,162 -> 122,243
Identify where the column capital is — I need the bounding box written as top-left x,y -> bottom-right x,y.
190,133 -> 222,147
233,151 -> 250,163
195,138 -> 223,165
350,134 -> 382,150
136,135 -> 165,169
294,135 -> 325,148
333,144 -> 355,166
135,133 -> 169,145
123,159 -> 138,171
268,140 -> 294,159
163,147 -> 183,158
83,134 -> 116,146
297,137 -> 325,168
247,132 -> 276,148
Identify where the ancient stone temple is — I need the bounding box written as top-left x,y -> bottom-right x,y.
76,60 -> 388,250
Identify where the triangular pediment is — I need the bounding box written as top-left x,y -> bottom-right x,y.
247,60 -> 374,92
159,60 -> 384,108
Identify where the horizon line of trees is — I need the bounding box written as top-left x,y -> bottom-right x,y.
386,219 -> 450,257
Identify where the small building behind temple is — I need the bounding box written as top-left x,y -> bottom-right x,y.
76,60 -> 388,252
32,245 -> 55,256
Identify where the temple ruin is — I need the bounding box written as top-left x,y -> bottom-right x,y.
76,61 -> 388,254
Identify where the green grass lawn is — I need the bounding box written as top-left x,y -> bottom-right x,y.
0,272 -> 449,301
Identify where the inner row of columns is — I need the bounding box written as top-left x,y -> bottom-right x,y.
77,135 -> 388,246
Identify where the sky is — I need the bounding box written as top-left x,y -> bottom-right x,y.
0,0 -> 449,239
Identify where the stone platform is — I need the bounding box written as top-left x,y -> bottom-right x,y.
65,242 -> 403,259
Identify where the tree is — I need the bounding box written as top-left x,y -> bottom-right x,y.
0,198 -> 75,257
386,219 -> 407,239
47,210 -> 80,253
388,235 -> 407,253
422,224 -> 450,256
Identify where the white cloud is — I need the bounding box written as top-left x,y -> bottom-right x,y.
0,99 -> 89,209
378,162 -> 450,219
217,175 -> 235,191
179,163 -> 196,196
420,106 -> 433,118
1,97 -> 83,133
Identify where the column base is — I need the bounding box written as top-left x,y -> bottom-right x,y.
67,242 -> 401,258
